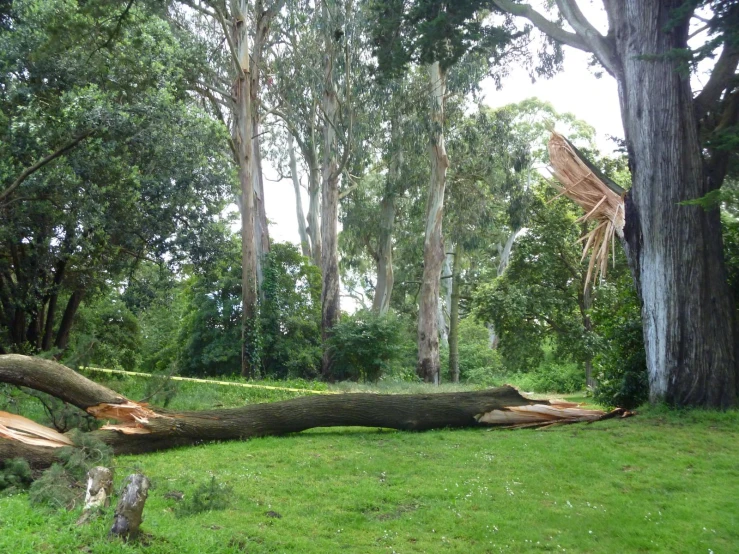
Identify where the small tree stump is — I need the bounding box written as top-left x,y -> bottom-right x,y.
110,473 -> 150,540
77,466 -> 114,525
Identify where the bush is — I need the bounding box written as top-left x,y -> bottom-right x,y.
0,458 -> 33,494
512,361 -> 585,394
28,432 -> 112,510
594,317 -> 648,409
592,278 -> 648,409
440,319 -> 504,385
175,476 -> 233,517
327,310 -> 405,382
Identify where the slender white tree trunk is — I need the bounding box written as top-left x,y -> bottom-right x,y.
288,135 -> 312,258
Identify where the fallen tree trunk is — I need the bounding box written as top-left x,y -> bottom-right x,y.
0,355 -> 631,469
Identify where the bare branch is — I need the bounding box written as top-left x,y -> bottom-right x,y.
491,0 -> 590,52
554,0 -> 620,76
694,44 -> 739,122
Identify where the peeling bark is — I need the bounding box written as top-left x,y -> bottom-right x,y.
78,466 -> 114,525
320,2 -> 341,378
417,62 -> 449,384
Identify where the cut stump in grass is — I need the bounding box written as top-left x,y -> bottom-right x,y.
110,473 -> 150,541
77,466 -> 114,525
0,355 -> 633,470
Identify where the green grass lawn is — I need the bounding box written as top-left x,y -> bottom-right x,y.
2,375 -> 739,553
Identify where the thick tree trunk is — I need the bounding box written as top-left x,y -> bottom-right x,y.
253,127 -> 269,293
417,62 -> 449,384
449,245 -> 462,383
320,9 -> 341,378
54,290 -> 83,353
288,135 -> 312,258
608,0 -> 737,407
232,2 -> 258,378
0,355 -> 628,470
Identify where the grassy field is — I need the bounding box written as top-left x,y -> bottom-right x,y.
2,373 -> 739,553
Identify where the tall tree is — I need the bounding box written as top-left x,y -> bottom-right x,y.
0,0 -> 232,355
371,0 -> 529,383
493,0 -> 739,407
176,0 -> 285,376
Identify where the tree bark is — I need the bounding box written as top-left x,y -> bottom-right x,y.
110,473 -> 150,540
449,245 -> 462,383
417,62 -> 449,384
54,290 -> 83,353
78,466 -> 114,525
372,194 -> 396,315
231,1 -> 258,378
607,1 -> 737,407
288,135 -> 312,258
320,2 -> 341,378
372,115 -> 402,315
0,355 -> 628,469
493,0 -> 738,407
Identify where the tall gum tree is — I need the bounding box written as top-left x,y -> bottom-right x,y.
493,0 -> 739,407
177,0 -> 285,376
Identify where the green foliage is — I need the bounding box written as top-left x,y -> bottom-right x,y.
0,0 -> 233,354
65,294 -> 142,371
592,277 -> 648,409
260,244 -> 322,379
28,431 -> 111,510
0,458 -> 33,494
175,475 -> 233,517
512,361 -> 585,394
327,310 -> 405,382
474,189 -> 592,372
441,318 -> 503,385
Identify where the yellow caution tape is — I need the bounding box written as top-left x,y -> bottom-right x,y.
79,366 -> 337,395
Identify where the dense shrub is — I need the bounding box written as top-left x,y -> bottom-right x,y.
512,361 -> 585,394
260,244 -> 322,379
327,310 -> 405,382
592,278 -> 648,409
441,318 -> 504,385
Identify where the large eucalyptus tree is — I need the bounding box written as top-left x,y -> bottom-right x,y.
493,0 -> 739,407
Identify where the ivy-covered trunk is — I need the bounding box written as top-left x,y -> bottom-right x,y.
231,1 -> 258,378
417,61 -> 449,384
609,0 -> 737,407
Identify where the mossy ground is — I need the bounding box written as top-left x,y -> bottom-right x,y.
1,375 -> 738,553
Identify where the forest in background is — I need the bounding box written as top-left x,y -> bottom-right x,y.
2,0 -> 738,411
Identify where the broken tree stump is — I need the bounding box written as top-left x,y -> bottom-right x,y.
77,466 -> 114,525
110,473 -> 150,540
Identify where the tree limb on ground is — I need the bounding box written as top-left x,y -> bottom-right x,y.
0,355 -> 632,469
